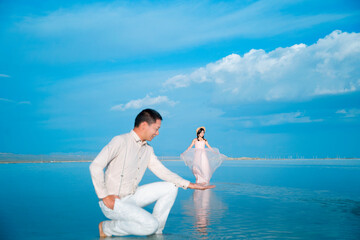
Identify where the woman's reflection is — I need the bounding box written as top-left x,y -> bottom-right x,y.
184,188 -> 227,239
193,189 -> 211,235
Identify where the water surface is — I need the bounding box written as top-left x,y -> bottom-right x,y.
1,160 -> 359,239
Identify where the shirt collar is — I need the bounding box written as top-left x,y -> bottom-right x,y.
130,130 -> 147,146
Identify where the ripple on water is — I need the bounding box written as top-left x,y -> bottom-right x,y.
173,183 -> 360,240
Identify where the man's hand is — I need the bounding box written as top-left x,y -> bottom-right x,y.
102,195 -> 120,210
188,183 -> 215,190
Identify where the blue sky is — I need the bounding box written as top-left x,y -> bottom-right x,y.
1,0 -> 360,158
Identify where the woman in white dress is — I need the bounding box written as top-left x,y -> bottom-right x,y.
181,127 -> 226,185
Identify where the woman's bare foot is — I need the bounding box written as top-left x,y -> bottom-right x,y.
99,222 -> 107,237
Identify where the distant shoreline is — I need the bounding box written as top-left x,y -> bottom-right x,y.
1,157 -> 360,164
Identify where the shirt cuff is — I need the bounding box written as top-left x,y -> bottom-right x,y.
178,179 -> 190,189
96,189 -> 109,199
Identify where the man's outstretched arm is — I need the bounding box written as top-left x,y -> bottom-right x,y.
148,149 -> 215,190
187,183 -> 215,190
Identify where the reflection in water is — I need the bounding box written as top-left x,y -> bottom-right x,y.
193,189 -> 211,236
105,234 -> 166,240
183,189 -> 227,239
3,161 -> 360,239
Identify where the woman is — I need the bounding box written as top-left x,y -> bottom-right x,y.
181,127 -> 226,185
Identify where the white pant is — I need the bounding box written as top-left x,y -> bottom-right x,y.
99,182 -> 178,237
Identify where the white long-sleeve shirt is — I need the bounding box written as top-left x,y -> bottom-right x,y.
89,130 -> 190,199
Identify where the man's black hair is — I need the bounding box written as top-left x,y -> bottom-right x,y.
134,109 -> 163,127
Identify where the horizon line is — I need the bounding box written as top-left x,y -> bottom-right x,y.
1,157 -> 360,164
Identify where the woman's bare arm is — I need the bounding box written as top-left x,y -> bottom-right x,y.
205,141 -> 216,153
186,139 -> 196,151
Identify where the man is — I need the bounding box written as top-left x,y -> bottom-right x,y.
89,108 -> 214,237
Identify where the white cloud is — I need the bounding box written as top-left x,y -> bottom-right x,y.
336,108 -> 360,118
0,98 -> 31,105
164,75 -> 191,88
15,1 -> 350,62
164,30 -> 360,102
18,101 -> 31,105
336,109 -> 347,114
0,98 -> 14,103
0,74 -> 10,78
231,112 -> 322,128
111,95 -> 177,111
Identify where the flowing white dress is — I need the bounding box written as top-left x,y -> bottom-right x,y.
181,140 -> 226,184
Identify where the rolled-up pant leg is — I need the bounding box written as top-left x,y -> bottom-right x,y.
99,181 -> 178,237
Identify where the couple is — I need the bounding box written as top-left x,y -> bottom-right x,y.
89,109 -> 215,237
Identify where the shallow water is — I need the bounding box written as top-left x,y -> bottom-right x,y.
1,160 -> 360,239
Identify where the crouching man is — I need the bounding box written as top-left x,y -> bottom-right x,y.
89,109 -> 214,237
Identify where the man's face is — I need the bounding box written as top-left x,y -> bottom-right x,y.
143,119 -> 161,141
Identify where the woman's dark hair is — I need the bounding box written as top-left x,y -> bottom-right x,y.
196,128 -> 206,141
134,109 -> 162,127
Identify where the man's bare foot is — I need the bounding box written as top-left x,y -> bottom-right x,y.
99,222 -> 107,237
